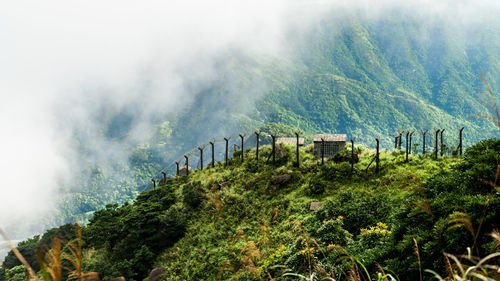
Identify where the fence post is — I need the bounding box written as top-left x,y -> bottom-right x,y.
198,147 -> 204,170
376,138 -> 380,174
440,129 -> 445,156
184,155 -> 189,175
459,127 -> 464,156
295,132 -> 300,168
398,132 -> 403,149
422,130 -> 428,155
434,129 -> 440,159
394,135 -> 398,149
176,162 -> 179,176
271,135 -> 276,165
351,138 -> 355,173
255,132 -> 260,162
405,131 -> 409,162
321,138 -> 325,165
151,179 -> 156,188
224,137 -> 229,166
210,141 -> 215,168
409,131 -> 414,154
162,172 -> 166,183
239,134 -> 244,162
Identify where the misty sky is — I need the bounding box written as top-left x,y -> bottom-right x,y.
0,0 -> 313,257
1,0 -> 500,258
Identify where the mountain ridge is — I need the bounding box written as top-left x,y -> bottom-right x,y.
5,11 -> 500,261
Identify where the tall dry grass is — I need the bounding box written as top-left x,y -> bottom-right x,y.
0,228 -> 39,281
425,231 -> 500,281
209,185 -> 264,280
0,225 -> 103,281
470,74 -> 500,134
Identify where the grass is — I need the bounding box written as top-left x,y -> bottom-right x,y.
1,226 -> 104,281
153,143 -> 462,280
1,139 -> 497,281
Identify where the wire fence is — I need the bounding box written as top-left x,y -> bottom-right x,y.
142,127 -> 467,192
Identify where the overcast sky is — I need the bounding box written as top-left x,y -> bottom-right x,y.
0,0 -> 317,257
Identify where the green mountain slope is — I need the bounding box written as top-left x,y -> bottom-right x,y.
253,15 -> 499,145
2,139 -> 499,281
41,11 -> 500,258
169,13 -> 500,162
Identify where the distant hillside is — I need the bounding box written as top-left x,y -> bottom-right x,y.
174,13 -> 500,150
254,14 -> 500,145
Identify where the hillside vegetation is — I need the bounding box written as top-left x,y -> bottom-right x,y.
52,11 -> 500,230
2,138 -> 499,281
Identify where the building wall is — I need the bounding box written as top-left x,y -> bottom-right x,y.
313,141 -> 346,158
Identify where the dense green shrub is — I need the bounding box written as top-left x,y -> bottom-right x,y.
82,185 -> 181,280
2,223 -> 77,274
182,181 -> 205,209
384,138 -> 500,278
331,150 -> 347,163
1,265 -> 26,281
2,236 -> 40,272
258,246 -> 288,278
233,149 -> 242,159
315,216 -> 352,246
159,205 -> 188,244
305,175 -> 326,195
316,191 -> 396,234
319,161 -> 351,181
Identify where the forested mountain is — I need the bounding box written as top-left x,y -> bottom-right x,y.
254,14 -> 500,143
8,9 -> 500,261
170,11 -> 500,162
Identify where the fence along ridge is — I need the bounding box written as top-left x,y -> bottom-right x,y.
148,129 -> 256,184
144,127 -> 466,191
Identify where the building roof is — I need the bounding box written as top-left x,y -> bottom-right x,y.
313,134 -> 347,142
277,137 -> 305,145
